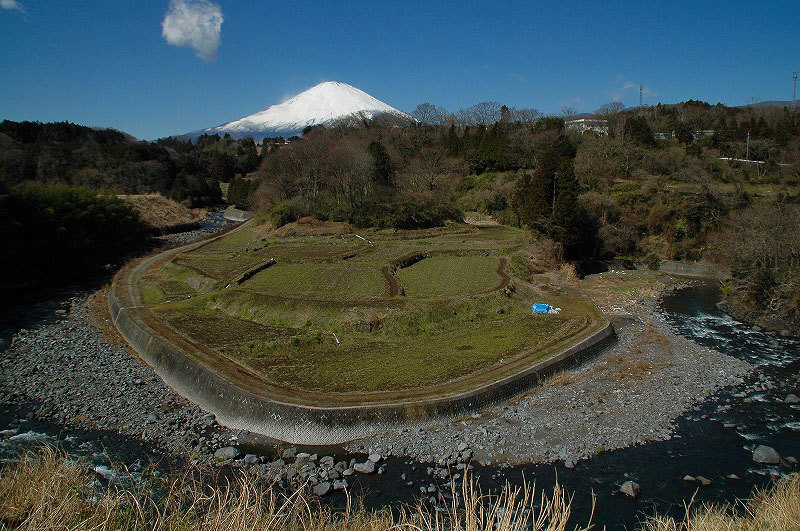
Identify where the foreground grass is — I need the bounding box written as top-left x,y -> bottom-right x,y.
3,449 -> 800,530
0,448 -> 587,530
643,474 -> 800,530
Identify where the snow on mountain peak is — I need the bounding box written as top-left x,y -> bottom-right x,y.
189,81 -> 411,139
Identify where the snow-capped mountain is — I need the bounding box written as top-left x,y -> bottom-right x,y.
183,81 -> 412,140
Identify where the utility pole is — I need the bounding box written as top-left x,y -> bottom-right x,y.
793,71 -> 798,111
639,84 -> 644,110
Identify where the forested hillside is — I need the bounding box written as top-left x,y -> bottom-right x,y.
0,121 -> 261,206
1,100 -> 798,329
243,100 -> 800,331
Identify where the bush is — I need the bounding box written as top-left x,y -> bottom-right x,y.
269,200 -> 302,228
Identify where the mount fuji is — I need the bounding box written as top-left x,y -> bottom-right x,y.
183,81 -> 412,140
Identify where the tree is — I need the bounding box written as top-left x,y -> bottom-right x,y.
550,160 -> 601,262
674,122 -> 694,146
511,107 -> 543,124
411,103 -> 448,126
368,140 -> 395,188
560,106 -> 578,118
595,102 -> 625,116
623,115 -> 656,146
458,101 -> 501,126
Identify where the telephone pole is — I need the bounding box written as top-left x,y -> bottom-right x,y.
793,71 -> 798,110
639,84 -> 644,109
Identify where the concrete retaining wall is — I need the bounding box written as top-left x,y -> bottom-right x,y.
658,261 -> 729,280
223,208 -> 253,222
109,229 -> 616,444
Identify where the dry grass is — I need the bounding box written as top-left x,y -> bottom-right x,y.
642,474 -> 800,531
86,287 -> 130,348
118,194 -> 204,230
4,449 -> 799,530
0,448 -> 591,530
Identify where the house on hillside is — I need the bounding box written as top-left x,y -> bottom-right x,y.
565,118 -> 609,135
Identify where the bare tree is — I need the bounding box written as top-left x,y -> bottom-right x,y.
510,107 -> 543,124
560,106 -> 578,118
411,103 -> 449,125
456,101 -> 502,126
595,102 -> 625,116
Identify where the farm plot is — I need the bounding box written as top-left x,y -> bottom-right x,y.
242,262 -> 387,301
137,220 -> 606,401
397,256 -> 502,297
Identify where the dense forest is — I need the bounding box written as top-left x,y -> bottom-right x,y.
0,121 -> 262,207
0,121 -> 262,293
1,100 -> 798,329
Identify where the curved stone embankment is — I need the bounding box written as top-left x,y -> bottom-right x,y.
109,226 -> 615,445
659,261 -> 729,280
223,208 -> 253,222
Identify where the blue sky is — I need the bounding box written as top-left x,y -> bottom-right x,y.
2,0 -> 798,140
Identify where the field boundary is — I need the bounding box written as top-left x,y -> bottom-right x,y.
109,223 -> 615,444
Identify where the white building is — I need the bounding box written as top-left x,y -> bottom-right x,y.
564,118 -> 609,135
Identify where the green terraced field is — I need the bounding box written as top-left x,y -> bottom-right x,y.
137,221 -> 605,396
396,256 -> 502,298
243,262 -> 387,300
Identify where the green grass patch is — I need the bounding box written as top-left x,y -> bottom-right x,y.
397,256 -> 501,297
243,263 -> 387,300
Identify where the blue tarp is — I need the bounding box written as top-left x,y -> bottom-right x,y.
531,303 -> 552,314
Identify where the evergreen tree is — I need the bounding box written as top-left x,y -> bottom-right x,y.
445,124 -> 460,157
368,140 -> 395,187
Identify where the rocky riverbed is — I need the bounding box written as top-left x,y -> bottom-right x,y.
0,243 -> 753,501
345,284 -> 752,466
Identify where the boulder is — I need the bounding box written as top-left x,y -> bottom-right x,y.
785,394 -> 800,404
368,453 -> 382,463
354,461 -> 376,474
619,480 -> 640,498
313,481 -> 332,497
682,475 -> 695,482
333,479 -> 348,491
753,445 -> 781,464
282,447 -> 297,459
696,476 -> 712,487
243,454 -> 259,466
214,447 -> 240,460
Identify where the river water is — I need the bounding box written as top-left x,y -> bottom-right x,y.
1,281 -> 798,529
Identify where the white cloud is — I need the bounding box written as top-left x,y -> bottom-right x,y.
161,0 -> 223,62
1,0 -> 26,13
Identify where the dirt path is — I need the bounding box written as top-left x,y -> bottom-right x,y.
381,266 -> 401,296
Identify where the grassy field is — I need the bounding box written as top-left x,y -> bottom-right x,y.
244,262 -> 387,301
137,221 -> 605,398
397,256 -> 502,297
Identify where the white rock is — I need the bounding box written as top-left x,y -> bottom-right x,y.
619,480 -> 640,498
